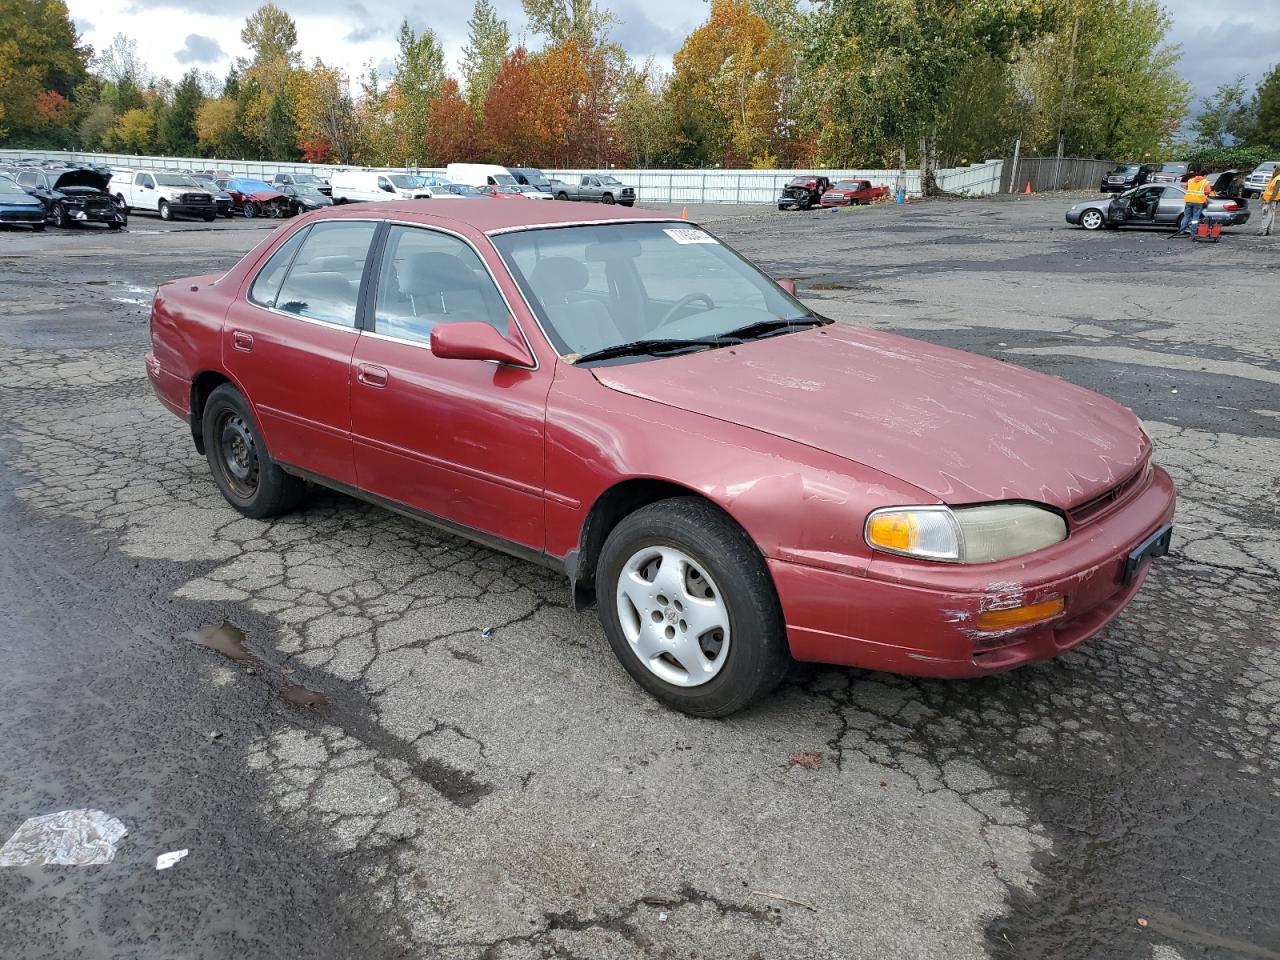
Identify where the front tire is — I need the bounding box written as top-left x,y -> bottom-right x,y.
602,193 -> 615,205
159,200 -> 172,221
1080,208 -> 1105,230
53,203 -> 70,228
596,498 -> 789,717
202,384 -> 305,519
243,201 -> 259,219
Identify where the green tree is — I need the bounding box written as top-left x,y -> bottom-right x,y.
1253,65 -> 1280,148
108,106 -> 154,152
1189,77 -> 1256,147
1023,0 -> 1189,162
390,20 -> 445,163
160,69 -> 204,155
240,2 -> 300,67
78,102 -> 115,148
807,0 -> 1051,191
522,0 -> 612,45
461,0 -> 511,113
613,61 -> 671,167
0,0 -> 90,143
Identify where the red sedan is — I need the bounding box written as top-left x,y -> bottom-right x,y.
146,203 -> 1175,716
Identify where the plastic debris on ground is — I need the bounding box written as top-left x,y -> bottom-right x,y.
0,809 -> 128,866
156,849 -> 189,870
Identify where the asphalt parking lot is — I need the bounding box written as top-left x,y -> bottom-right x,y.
1,196 -> 1277,960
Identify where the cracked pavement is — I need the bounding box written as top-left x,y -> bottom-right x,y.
0,198 -> 1276,959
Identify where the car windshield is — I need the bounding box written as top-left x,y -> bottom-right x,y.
156,174 -> 200,187
492,174 -> 518,185
599,176 -> 622,185
517,185 -> 545,194
493,221 -> 818,362
444,184 -> 482,195
834,180 -> 860,189
788,177 -> 813,186
0,178 -> 28,196
388,174 -> 425,188
291,174 -> 322,184
293,184 -> 326,196
238,179 -> 274,191
1158,164 -> 1187,173
1111,165 -> 1140,174
491,185 -> 522,194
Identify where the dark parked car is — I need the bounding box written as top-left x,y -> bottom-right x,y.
190,174 -> 236,218
7,166 -> 125,229
1099,163 -> 1155,192
777,176 -> 830,210
508,167 -> 554,193
272,172 -> 332,197
146,202 -> 1173,717
278,183 -> 334,214
1066,183 -> 1248,231
0,175 -> 46,230
1147,162 -> 1189,185
216,178 -> 294,219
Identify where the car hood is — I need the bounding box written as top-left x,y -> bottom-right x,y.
52,168 -> 110,192
243,190 -> 284,201
0,192 -> 43,206
592,324 -> 1148,509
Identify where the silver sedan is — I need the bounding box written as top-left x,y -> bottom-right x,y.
1066,184 -> 1249,231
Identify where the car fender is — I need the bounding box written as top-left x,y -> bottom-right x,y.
545,364 -> 934,587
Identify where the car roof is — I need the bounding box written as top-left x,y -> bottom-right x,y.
314,200 -> 676,235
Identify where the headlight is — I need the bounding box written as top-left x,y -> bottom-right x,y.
866,503 -> 1067,563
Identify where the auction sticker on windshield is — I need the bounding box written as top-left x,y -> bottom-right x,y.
664,228 -> 718,244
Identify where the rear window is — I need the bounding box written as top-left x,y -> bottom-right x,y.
274,220 -> 378,327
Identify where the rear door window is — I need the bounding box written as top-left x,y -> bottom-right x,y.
249,227 -> 309,307
273,220 -> 379,327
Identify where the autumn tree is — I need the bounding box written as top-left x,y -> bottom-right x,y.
196,96 -> 237,154
0,0 -> 90,143
108,106 -> 154,152
425,78 -> 478,164
461,0 -> 510,113
483,47 -> 542,163
669,0 -> 789,166
287,61 -> 357,162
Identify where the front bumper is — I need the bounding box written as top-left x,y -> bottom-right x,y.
169,203 -> 216,217
0,206 -> 45,224
769,465 -> 1176,677
69,205 -> 125,223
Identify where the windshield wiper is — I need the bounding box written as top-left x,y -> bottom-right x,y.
573,337 -> 732,364
718,315 -> 829,342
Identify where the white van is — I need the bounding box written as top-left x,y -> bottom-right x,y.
444,163 -> 520,190
330,170 -> 433,203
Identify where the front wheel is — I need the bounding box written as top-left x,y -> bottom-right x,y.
243,201 -> 259,219
108,221 -> 123,231
202,384 -> 305,519
53,203 -> 70,228
159,200 -> 173,221
601,193 -> 615,205
222,209 -> 234,219
596,498 -> 790,717
1080,208 -> 1105,230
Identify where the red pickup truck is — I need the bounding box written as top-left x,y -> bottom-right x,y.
820,179 -> 890,207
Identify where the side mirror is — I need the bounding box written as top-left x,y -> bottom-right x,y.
777,278 -> 797,296
431,321 -> 533,367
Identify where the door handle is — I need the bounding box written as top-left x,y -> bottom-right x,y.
357,363 -> 389,388
232,330 -> 254,352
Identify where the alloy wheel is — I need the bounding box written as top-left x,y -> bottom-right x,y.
615,545 -> 730,687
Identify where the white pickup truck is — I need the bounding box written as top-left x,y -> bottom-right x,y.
108,169 -> 218,221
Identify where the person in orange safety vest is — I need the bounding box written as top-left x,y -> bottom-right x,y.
1258,167 -> 1280,237
1170,169 -> 1213,238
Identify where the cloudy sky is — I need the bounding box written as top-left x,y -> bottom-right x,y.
67,0 -> 1277,109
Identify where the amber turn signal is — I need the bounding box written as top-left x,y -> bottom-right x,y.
975,596 -> 1065,631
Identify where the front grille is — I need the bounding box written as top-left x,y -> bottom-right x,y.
1,211 -> 43,222
181,193 -> 212,204
1069,463 -> 1148,525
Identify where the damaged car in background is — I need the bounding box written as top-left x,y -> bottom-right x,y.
5,166 -> 126,229
1066,179 -> 1248,231
145,204 -> 1176,718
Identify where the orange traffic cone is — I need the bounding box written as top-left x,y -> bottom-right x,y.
681,206 -> 688,220
1023,180 -> 1033,195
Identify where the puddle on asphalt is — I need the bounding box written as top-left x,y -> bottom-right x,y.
190,621 -> 326,708
282,684 -> 327,708
189,621 -> 253,660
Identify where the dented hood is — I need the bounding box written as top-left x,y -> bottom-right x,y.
592,324 -> 1149,509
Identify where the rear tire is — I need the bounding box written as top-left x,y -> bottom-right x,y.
596,497 -> 790,717
201,384 -> 305,519
556,192 -> 569,201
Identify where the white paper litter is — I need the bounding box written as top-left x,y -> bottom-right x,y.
155,849 -> 189,870
0,810 -> 128,866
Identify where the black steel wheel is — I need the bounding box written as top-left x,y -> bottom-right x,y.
202,384 -> 305,518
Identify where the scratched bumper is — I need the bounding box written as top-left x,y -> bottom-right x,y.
145,351 -> 190,420
769,465 -> 1176,677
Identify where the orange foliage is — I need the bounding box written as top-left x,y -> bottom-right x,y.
481,48 -> 542,164
299,137 -> 334,162
35,90 -> 73,126
425,79 -> 477,164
